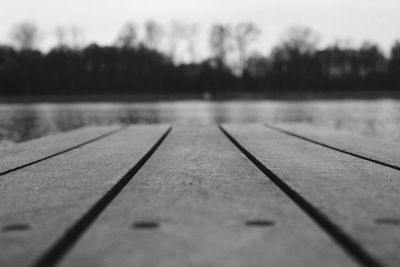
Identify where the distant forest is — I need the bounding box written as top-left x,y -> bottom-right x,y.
1,21 -> 400,97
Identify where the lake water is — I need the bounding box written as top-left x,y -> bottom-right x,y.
1,99 -> 400,147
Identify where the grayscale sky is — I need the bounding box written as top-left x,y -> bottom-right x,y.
1,0 -> 399,56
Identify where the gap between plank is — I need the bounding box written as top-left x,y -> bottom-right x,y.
264,123 -> 400,172
0,127 -> 127,177
219,125 -> 383,267
31,126 -> 172,267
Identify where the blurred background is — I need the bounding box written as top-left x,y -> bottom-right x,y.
1,0 -> 400,146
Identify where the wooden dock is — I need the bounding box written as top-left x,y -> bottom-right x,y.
1,124 -> 400,267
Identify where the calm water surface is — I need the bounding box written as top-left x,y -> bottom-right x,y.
1,100 -> 400,147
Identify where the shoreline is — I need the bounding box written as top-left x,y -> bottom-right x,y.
1,91 -> 400,103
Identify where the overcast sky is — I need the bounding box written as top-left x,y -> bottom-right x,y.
1,0 -> 399,57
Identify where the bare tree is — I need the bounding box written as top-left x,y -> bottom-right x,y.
271,26 -> 320,89
144,20 -> 164,50
115,22 -> 137,48
209,24 -> 233,68
71,26 -> 84,50
246,52 -> 271,78
278,26 -> 320,56
55,26 -> 68,48
168,21 -> 189,63
391,41 -> 400,59
186,24 -> 199,62
359,42 -> 386,75
234,22 -> 260,74
389,41 -> 400,76
9,21 -> 40,50
167,22 -> 200,63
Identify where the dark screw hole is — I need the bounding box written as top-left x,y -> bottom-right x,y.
3,223 -> 30,232
245,220 -> 275,227
374,218 -> 400,225
132,221 -> 159,229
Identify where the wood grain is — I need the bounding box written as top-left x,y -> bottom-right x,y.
223,124 -> 400,267
59,126 -> 356,267
0,125 -> 170,267
267,123 -> 400,170
0,126 -> 122,175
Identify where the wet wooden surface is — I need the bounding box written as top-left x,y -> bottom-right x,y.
223,124 -> 400,267
266,123 -> 400,170
0,126 -> 123,176
0,125 -> 170,267
59,126 -> 356,267
1,124 -> 400,267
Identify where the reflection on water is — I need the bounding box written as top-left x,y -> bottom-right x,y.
1,100 -> 400,147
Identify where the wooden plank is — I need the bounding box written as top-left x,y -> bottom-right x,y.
0,125 -> 122,175
59,126 -> 356,267
223,124 -> 400,267
266,123 -> 400,170
0,125 -> 170,267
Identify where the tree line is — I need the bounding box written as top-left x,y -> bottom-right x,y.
1,21 -> 400,97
